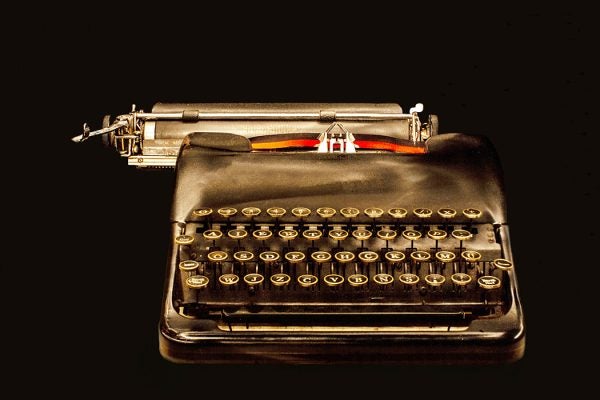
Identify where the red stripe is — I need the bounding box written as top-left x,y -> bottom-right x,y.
251,139 -> 426,153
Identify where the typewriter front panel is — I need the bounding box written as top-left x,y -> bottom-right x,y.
159,134 -> 524,364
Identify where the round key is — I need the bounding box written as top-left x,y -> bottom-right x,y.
179,260 -> 200,271
259,251 -> 280,263
385,250 -> 405,263
241,207 -> 261,217
302,229 -> 322,240
329,229 -> 349,241
218,273 -> 239,286
192,207 -> 213,217
253,229 -> 272,240
270,273 -> 291,287
402,229 -> 422,241
233,250 -> 254,262
413,208 -> 433,218
451,272 -> 472,286
438,208 -> 457,218
358,251 -> 379,263
228,228 -> 248,240
291,207 -> 311,218
492,258 -> 513,270
340,207 -> 360,218
410,250 -> 431,262
186,275 -> 209,289
208,250 -> 228,262
297,274 -> 318,287
399,273 -> 419,285
311,251 -> 332,263
364,207 -> 384,218
478,275 -> 501,289
267,207 -> 286,218
388,208 -> 408,219
435,250 -> 456,263
217,207 -> 237,217
316,207 -> 336,218
352,228 -> 372,240
377,228 -> 397,240
175,235 -> 194,245
451,229 -> 473,240
427,229 -> 447,240
335,251 -> 355,263
324,274 -> 344,286
244,273 -> 264,286
463,208 -> 482,219
285,251 -> 306,263
425,273 -> 446,286
348,274 -> 368,287
278,229 -> 298,240
373,273 -> 394,285
461,250 -> 482,263
203,229 -> 223,240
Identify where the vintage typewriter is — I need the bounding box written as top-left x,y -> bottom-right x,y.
73,102 -> 525,364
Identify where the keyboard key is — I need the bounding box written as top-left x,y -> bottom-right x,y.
179,260 -> 200,272
451,229 -> 473,240
285,251 -> 306,263
311,251 -> 332,263
427,229 -> 448,240
358,251 -> 379,263
241,207 -> 261,217
352,228 -> 372,240
217,207 -> 237,217
461,250 -> 482,262
218,273 -> 239,286
377,228 -> 397,240
492,258 -> 513,270
373,273 -> 394,285
348,274 -> 369,286
451,272 -> 472,286
259,251 -> 280,263
291,207 -> 311,218
324,274 -> 345,286
364,208 -> 384,218
270,273 -> 291,287
435,250 -> 456,263
410,250 -> 431,262
398,273 -> 419,285
329,229 -> 349,241
278,228 -> 298,240
384,250 -> 405,263
227,228 -> 248,240
297,274 -> 318,287
334,251 -> 355,263
192,207 -> 213,217
340,207 -> 360,218
253,229 -> 273,240
388,208 -> 408,219
175,235 -> 194,245
478,275 -> 501,289
266,207 -> 286,218
316,207 -> 337,218
463,208 -> 482,219
244,273 -> 264,286
186,275 -> 209,289
425,273 -> 446,286
402,229 -> 422,241
203,230 -> 223,240
413,208 -> 433,218
208,250 -> 228,262
302,229 -> 322,240
233,250 -> 254,262
438,208 -> 457,218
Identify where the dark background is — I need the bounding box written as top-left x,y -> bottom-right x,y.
14,6 -> 595,397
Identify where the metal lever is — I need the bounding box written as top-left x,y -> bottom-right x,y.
317,123 -> 356,153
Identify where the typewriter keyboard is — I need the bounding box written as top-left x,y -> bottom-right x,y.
173,207 -> 513,328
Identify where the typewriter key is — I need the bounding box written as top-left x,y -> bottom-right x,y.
451,272 -> 472,286
352,228 -> 372,240
259,251 -> 280,263
291,207 -> 311,218
208,250 -> 228,262
435,250 -> 456,263
267,207 -> 286,218
399,273 -> 419,285
425,273 -> 446,286
228,228 -> 248,240
410,250 -> 431,262
438,208 -> 457,218
311,251 -> 332,263
324,274 -> 344,286
278,228 -> 298,240
233,251 -> 254,262
340,207 -> 360,218
241,207 -> 261,217
270,273 -> 291,287
385,250 -> 405,263
285,251 -> 306,263
218,273 -> 239,286
402,229 -> 422,241
348,274 -> 368,286
461,250 -> 482,263
217,207 -> 238,218
388,208 -> 408,219
478,275 -> 501,289
373,273 -> 394,285
179,260 -> 200,272
253,229 -> 273,240
175,235 -> 195,245
203,230 -> 223,240
317,207 -> 336,218
492,258 -> 513,270
335,251 -> 355,263
427,229 -> 448,241
186,275 -> 209,289
192,208 -> 213,217
297,274 -> 318,287
302,229 -> 322,240
451,229 -> 473,240
329,229 -> 349,241
358,251 -> 379,263
364,208 -> 384,219
244,273 -> 264,286
413,208 -> 433,218
377,228 -> 397,241
463,208 -> 482,219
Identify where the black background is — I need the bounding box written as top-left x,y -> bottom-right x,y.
13,5 -> 595,397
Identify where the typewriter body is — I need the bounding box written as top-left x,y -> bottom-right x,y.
74,103 -> 525,364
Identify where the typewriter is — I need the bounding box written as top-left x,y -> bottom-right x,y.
73,102 -> 525,364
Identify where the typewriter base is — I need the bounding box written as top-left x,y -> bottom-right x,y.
159,332 -> 524,365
